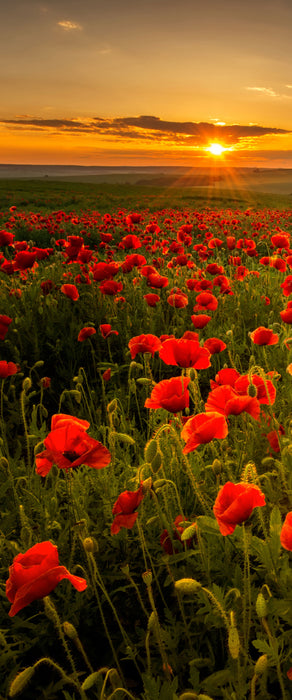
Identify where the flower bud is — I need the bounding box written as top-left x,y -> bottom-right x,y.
144,438 -> 158,462
107,398 -> 117,413
9,667 -> 35,697
142,570 -> 153,586
22,377 -> 32,392
63,621 -> 78,640
247,382 -> 257,397
175,578 -> 201,595
151,451 -> 162,473
256,592 -> 267,619
212,458 -> 222,475
254,654 -> 268,675
83,537 -> 98,553
228,624 -> 240,659
142,476 -> 152,494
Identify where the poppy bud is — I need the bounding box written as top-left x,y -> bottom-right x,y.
181,523 -> 197,541
254,654 -> 268,675
151,452 -> 162,473
247,383 -> 257,397
142,476 -> 152,493
22,377 -> 32,392
175,578 -> 201,595
256,592 -> 268,618
107,398 -> 118,413
228,624 -> 240,659
121,563 -> 130,575
83,537 -> 98,553
147,611 -> 158,632
9,667 -> 35,697
115,432 -> 135,445
63,621 -> 78,640
212,458 -> 222,475
144,438 -> 158,462
142,570 -> 153,586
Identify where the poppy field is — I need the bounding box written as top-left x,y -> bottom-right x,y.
1,182 -> 292,699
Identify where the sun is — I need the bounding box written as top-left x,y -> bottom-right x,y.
206,143 -> 227,156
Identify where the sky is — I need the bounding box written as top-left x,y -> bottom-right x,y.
2,0 -> 292,167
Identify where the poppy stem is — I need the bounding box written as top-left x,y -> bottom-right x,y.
242,524 -> 252,657
43,596 -> 80,684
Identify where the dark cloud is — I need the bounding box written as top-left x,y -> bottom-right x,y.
1,115 -> 290,146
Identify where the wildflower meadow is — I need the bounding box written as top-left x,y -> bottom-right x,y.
0,181 -> 292,699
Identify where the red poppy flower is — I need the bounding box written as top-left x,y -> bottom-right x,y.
213,482 -> 266,535
92,262 -> 120,281
78,327 -> 96,342
0,230 -> 14,246
145,376 -> 190,413
99,324 -> 119,339
206,263 -> 224,275
14,251 -> 37,270
271,233 -> 290,249
0,361 -> 19,378
203,337 -> 226,355
128,334 -> 162,359
159,338 -> 211,369
210,368 -> 241,390
40,376 -> 51,389
147,272 -> 169,289
265,426 -> 285,453
160,515 -> 196,554
0,315 -> 12,340
99,280 -> 123,295
280,275 -> 292,296
280,307 -> 292,323
167,292 -> 188,308
143,293 -> 160,307
61,284 -> 79,301
205,385 -> 260,420
280,511 -> 292,550
35,414 -> 111,476
119,234 -> 142,249
193,292 -> 218,312
111,483 -> 144,535
191,314 -> 212,329
182,330 -> 199,341
41,279 -> 54,295
250,327 -> 279,346
181,411 -> 228,453
102,368 -> 111,381
6,541 -> 87,617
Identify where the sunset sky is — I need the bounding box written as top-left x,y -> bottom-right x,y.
2,0 -> 292,167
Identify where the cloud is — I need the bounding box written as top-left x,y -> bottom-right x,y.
57,20 -> 83,31
246,87 -> 278,97
0,115 -> 290,148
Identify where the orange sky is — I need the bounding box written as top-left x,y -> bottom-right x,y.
2,0 -> 292,166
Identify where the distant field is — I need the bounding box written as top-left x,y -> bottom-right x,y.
1,174 -> 292,213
